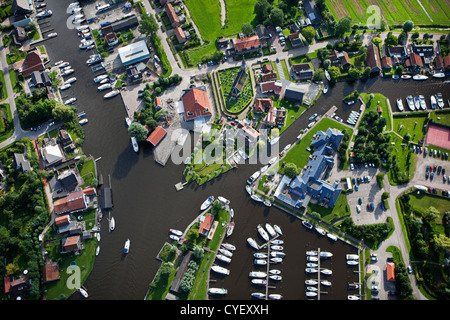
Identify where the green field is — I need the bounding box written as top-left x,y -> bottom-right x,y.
183,0 -> 257,66
393,112 -> 428,144
360,93 -> 392,131
325,0 -> 450,26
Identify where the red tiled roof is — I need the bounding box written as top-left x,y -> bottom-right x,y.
260,81 -> 282,95
174,26 -> 186,43
83,187 -> 96,196
386,262 -> 395,281
164,3 -> 179,27
382,56 -> 392,68
21,50 -> 44,77
262,63 -> 273,73
146,126 -> 167,146
43,263 -> 60,283
261,71 -> 277,82
55,215 -> 70,227
291,63 -> 310,71
367,44 -> 381,71
233,35 -> 260,52
254,98 -> 272,113
53,190 -> 86,214
199,213 -> 214,235
155,96 -> 161,107
182,87 -> 211,120
435,55 -> 443,68
443,55 -> 450,67
63,236 -> 80,251
410,52 -> 423,67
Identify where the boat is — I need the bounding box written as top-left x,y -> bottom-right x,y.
169,234 -> 180,241
320,251 -> 333,258
78,287 -> 88,298
86,44 -> 95,50
251,292 -> 266,299
270,251 -> 286,258
109,217 -> 115,231
104,90 -> 120,99
307,256 -> 318,262
432,72 -> 445,78
96,232 -> 100,241
305,279 -> 318,285
125,117 -> 132,127
254,259 -> 267,266
436,93 -> 445,108
347,260 -> 358,266
270,257 -> 282,264
221,243 -> 236,251
200,196 -> 214,211
413,75 -> 428,81
249,271 -> 267,278
131,137 -> 139,153
269,269 -> 281,275
247,171 -> 260,184
273,225 -> 283,235
326,233 -> 337,241
430,95 -> 437,109
251,279 -> 267,285
260,165 -> 269,173
65,77 -> 77,85
392,75 -> 399,79
283,144 -> 291,152
76,25 -> 89,31
77,112 -> 86,118
170,229 -> 183,237
271,245 -> 283,251
346,254 -> 359,260
306,291 -> 317,298
78,118 -> 88,125
347,295 -> 360,300
60,83 -> 71,90
269,156 -> 278,165
226,222 -> 235,238
218,196 -> 230,204
254,252 -> 267,259
396,98 -> 404,112
323,85 -> 328,94
306,286 -> 318,291
94,74 -> 109,83
321,280 -> 332,286
265,224 -> 276,238
97,81 -> 111,91
58,62 -> 70,68
263,200 -> 272,207
414,96 -> 421,110
419,95 -> 427,110
324,70 -> 331,81
271,239 -> 283,245
306,263 -> 318,268
79,40 -> 94,49
306,250 -> 317,256
247,238 -> 259,250
320,269 -> 332,275
401,74 -> 411,79
87,54 -> 102,65
406,95 -> 415,111
208,288 -> 227,295
212,265 -> 230,275
47,32 -> 57,38
257,224 -> 269,242
268,294 -> 282,300
348,283 -> 359,290
270,136 -> 280,145
305,268 -> 318,273
251,194 -> 264,202
36,9 -> 52,18
216,254 -> 231,264
245,185 -> 253,195
302,220 -> 313,229
96,246 -> 100,256
54,60 -> 64,66
63,68 -> 75,76
123,238 -> 130,254
315,226 -> 326,235
269,275 -> 282,281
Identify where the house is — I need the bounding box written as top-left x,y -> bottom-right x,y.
434,54 -> 443,71
283,83 -> 305,103
260,80 -> 283,96
13,26 -> 27,45
20,50 -> 45,77
174,26 -> 187,44
57,169 -> 81,191
30,71 -> 52,88
181,87 -> 212,121
13,153 -> 32,172
165,3 -> 180,28
3,276 -> 31,296
43,263 -> 60,283
381,56 -> 392,69
103,15 -> 139,34
104,30 -> 119,46
291,63 -> 311,74
260,63 -> 277,81
412,43 -> 434,58
146,126 -> 167,147
255,24 -> 269,43
366,43 -> 382,73
386,262 -> 395,281
126,63 -> 145,82
443,55 -> 450,72
329,50 -> 351,68
12,0 -> 32,17
405,52 -> 423,72
288,33 -> 303,48
302,0 -> 322,25
265,107 -> 286,127
41,144 -> 64,167
238,121 -> 260,145
55,214 -> 82,235
253,98 -> 272,114
53,190 -> 88,215
61,235 -> 82,253
388,46 -> 407,59
232,35 -> 261,56
118,40 -> 150,67
59,129 -> 73,147
199,213 -> 214,236
155,97 -> 162,110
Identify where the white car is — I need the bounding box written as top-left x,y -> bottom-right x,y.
350,163 -> 354,170
356,205 -> 361,213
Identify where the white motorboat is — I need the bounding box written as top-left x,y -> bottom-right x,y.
273,225 -> 282,235
348,295 -> 360,300
249,271 -> 267,278
401,74 -> 411,79
270,257 -> 282,263
269,269 -> 281,275
270,136 -> 280,145
430,95 -> 437,109
306,286 -> 318,291
63,69 -> 75,76
320,251 -> 333,258
245,185 -> 253,195
268,294 -> 282,300
326,233 -> 337,241
269,275 -> 282,281
87,54 -> 102,65
60,83 -> 71,91
208,288 -> 227,295
306,250 -> 317,256
263,200 -> 272,207
219,248 -> 233,258
170,229 -> 183,237
218,196 -> 230,204
54,60 -> 64,66
200,196 -> 214,211
413,75 -> 428,81
104,90 -> 120,99
396,98 -> 404,112
76,25 -> 89,31
109,217 -> 115,231
65,77 -> 77,84
302,220 -> 313,229
125,117 -> 132,127
271,239 -> 283,245
216,254 -> 231,264
254,253 -> 267,259
323,85 -> 328,94
419,95 -> 427,110
221,243 -> 236,251
269,156 -> 278,165
436,93 -> 444,108
58,62 -> 70,68
321,280 -> 332,286
226,222 -> 234,238
36,9 -> 52,18
78,287 -> 88,298
247,171 -> 260,184
251,279 -> 267,285
320,269 -> 332,275
347,260 -> 358,266
271,245 -> 283,251
406,95 -> 415,111
212,265 -> 230,275
86,44 -> 95,50
257,224 -> 269,242
348,283 -> 359,290
265,224 -> 276,238
79,40 -> 94,49
123,238 -> 130,254
260,165 -> 269,173
305,279 -> 318,285
414,96 -> 421,110
130,136 -> 138,152
95,245 -> 100,256
94,74 -> 109,83
169,234 -> 180,241
432,72 -> 445,78
251,194 -> 264,202
247,238 -> 259,250
306,268 -> 318,273
78,118 -> 88,125
307,256 -> 318,262
47,32 -> 57,38
315,227 -> 326,235
324,70 -> 331,81
306,291 -> 317,298
306,262 -> 318,268
251,292 -> 266,299
254,259 -> 267,266
270,251 -> 285,258
283,144 -> 291,152
346,254 -> 359,260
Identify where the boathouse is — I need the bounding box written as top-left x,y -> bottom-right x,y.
147,126 -> 167,147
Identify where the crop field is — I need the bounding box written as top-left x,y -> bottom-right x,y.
325,0 -> 450,26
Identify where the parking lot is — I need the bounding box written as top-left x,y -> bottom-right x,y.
413,151 -> 450,193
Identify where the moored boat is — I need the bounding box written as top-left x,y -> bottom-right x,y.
271,239 -> 283,245
251,194 -> 264,202
269,269 -> 281,275
131,137 -> 139,153
170,229 -> 182,237
247,237 -> 259,250
432,72 -> 445,78
320,269 -> 332,275
98,83 -> 112,91
247,171 -> 261,184
216,254 -> 231,264
307,256 -> 318,262
419,95 -> 427,110
96,246 -> 100,256
257,224 -> 269,242
306,286 -> 318,291
123,238 -> 130,254
263,200 -> 272,207
306,262 -> 318,268
245,185 -> 253,195
269,156 -> 278,165
78,118 -> 88,125
64,97 -> 77,105
305,279 -> 318,285
66,77 -> 77,84
169,234 -> 180,241
125,116 -> 132,127
48,32 -> 57,38
271,245 -> 283,251
254,259 -> 267,266
413,74 -> 428,81
406,95 -> 415,111
221,243 -> 236,251
326,233 -> 337,241
273,225 -> 282,235
104,90 -> 120,99
270,251 -> 286,258
306,291 -> 317,298
430,95 -> 437,109
200,196 -> 215,211
268,294 -> 282,300
269,275 -> 282,281
346,254 -> 359,260
212,265 -> 230,275
305,268 -> 318,273
208,288 -> 227,295
436,93 -> 444,108
109,217 -> 115,231
270,257 -> 282,264
251,292 -> 266,299
348,295 -> 360,300
219,248 -> 233,258
306,250 -> 317,256
324,70 -> 331,81
401,74 -> 411,79
60,83 -> 71,91
265,223 -> 276,238
396,98 -> 404,112
320,251 -> 333,258
218,196 -> 230,204
78,287 -> 88,298
254,252 -> 267,259
302,220 -> 313,229
94,74 -> 109,83
315,226 -> 326,235
348,283 -> 359,290
347,260 -> 358,266
321,280 -> 332,286
414,96 -> 420,110
251,279 -> 267,285
226,222 -> 235,238
249,271 -> 267,278
323,85 -> 328,94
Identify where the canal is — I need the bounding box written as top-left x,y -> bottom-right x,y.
42,0 -> 448,300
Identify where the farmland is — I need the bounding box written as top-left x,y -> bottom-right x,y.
325,0 -> 450,26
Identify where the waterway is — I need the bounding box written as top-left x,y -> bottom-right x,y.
42,0 -> 449,300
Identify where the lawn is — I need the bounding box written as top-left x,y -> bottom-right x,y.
308,193 -> 350,224
325,0 -> 450,26
360,93 -> 392,131
393,112 -> 428,144
218,66 -> 254,114
408,193 -> 449,222
385,132 -> 417,185
0,70 -> 7,101
273,98 -> 307,134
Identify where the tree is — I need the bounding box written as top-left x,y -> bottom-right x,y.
254,0 -> 271,23
348,68 -> 360,80
403,20 -> 414,32
138,12 -> 158,38
51,102 -> 75,122
301,26 -> 316,43
323,59 -> 331,70
312,68 -> 325,81
241,23 -> 253,36
328,66 -> 340,82
128,122 -> 148,142
284,163 -> 299,178
270,8 -> 284,27
335,16 -> 352,37
423,206 -> 440,224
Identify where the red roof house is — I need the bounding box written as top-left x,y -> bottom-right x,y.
165,3 -> 179,27
253,98 -> 272,114
62,235 -> 81,252
4,276 -> 31,295
20,50 -> 44,77
146,126 -> 167,146
199,213 -> 214,236
386,262 -> 395,281
53,190 -> 87,215
366,44 -> 382,73
181,87 -> 212,121
43,262 -> 60,283
174,26 -> 186,43
233,35 -> 261,55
